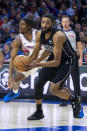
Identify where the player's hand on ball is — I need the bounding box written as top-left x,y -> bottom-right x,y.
13,55 -> 31,72
24,60 -> 39,71
23,62 -> 33,71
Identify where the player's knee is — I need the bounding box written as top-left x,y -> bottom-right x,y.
14,72 -> 25,82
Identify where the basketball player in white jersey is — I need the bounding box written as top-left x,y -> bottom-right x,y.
3,17 -> 38,102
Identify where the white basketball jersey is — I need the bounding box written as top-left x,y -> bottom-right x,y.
63,29 -> 77,51
19,29 -> 37,55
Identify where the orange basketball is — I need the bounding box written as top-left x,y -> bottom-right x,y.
13,55 -> 30,72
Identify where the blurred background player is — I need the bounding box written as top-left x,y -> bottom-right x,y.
59,16 -> 83,106
3,16 -> 37,102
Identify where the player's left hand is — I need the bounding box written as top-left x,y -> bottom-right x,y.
24,60 -> 39,71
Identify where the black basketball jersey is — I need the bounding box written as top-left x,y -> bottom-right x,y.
40,28 -> 76,64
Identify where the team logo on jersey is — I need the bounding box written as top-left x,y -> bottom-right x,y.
49,40 -> 52,45
68,35 -> 75,39
43,45 -> 53,52
24,43 -> 34,49
0,68 -> 9,90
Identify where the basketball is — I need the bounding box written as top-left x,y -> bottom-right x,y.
13,55 -> 30,72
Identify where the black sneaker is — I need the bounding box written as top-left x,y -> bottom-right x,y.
71,96 -> 82,118
27,110 -> 44,120
59,100 -> 67,106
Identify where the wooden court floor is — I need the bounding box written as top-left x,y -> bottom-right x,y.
0,99 -> 87,131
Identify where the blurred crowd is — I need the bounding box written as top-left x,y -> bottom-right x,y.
0,0 -> 87,68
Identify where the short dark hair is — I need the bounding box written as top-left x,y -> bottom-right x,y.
42,14 -> 55,23
21,16 -> 34,26
61,15 -> 71,21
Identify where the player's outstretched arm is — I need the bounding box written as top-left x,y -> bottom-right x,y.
77,41 -> 83,66
8,38 -> 21,88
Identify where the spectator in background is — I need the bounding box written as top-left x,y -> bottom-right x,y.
22,0 -> 30,13
0,47 -> 3,69
25,2 -> 40,20
79,32 -> 85,43
45,0 -> 59,18
83,42 -> 87,64
0,15 -> 3,26
1,8 -> 9,19
4,0 -> 10,10
3,44 -> 10,62
80,17 -> 86,25
2,16 -> 12,30
84,36 -> 87,45
66,4 -> 75,17
0,25 -> 6,44
82,24 -> 87,36
83,52 -> 87,65
13,13 -> 21,33
3,27 -> 10,43
75,23 -> 81,32
55,15 -> 61,30
59,3 -> 68,16
43,8 -> 50,15
9,7 -> 16,20
0,6 -> 2,15
56,0 -> 63,10
79,32 -> 86,56
3,29 -> 16,50
16,7 -> 25,18
38,2 -> 48,17
10,30 -> 16,41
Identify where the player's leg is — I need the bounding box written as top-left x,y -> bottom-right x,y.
50,82 -> 71,99
49,60 -> 84,118
59,82 -> 69,106
27,80 -> 45,120
27,67 -> 57,120
50,81 -> 84,118
60,55 -> 80,106
70,56 -> 84,117
71,55 -> 80,96
3,72 -> 25,102
3,68 -> 39,102
27,69 -> 48,120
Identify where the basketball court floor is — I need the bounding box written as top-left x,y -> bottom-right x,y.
0,99 -> 87,131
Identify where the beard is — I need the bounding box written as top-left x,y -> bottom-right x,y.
42,27 -> 52,33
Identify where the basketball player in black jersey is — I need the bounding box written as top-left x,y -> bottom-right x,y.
59,16 -> 83,106
22,14 -> 84,120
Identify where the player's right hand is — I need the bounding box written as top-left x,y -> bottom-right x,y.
8,77 -> 14,88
